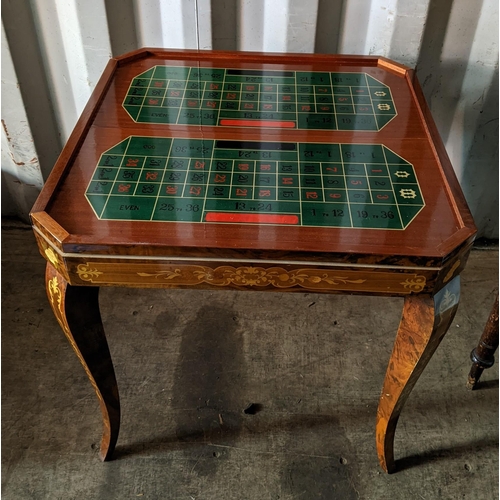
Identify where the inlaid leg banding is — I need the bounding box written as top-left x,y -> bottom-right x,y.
45,264 -> 120,460
376,276 -> 460,473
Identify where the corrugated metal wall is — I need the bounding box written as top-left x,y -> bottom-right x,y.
2,0 -> 498,238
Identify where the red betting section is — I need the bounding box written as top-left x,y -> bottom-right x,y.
205,213 -> 299,225
219,119 -> 296,128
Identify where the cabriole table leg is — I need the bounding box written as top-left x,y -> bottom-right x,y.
45,263 -> 120,461
376,276 -> 460,473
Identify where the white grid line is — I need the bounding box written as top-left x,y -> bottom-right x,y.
174,67 -> 192,124
150,139 -> 175,220
101,137 -> 132,216
381,147 -> 405,228
339,145 -> 354,228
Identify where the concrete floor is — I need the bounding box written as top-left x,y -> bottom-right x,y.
2,220 -> 498,500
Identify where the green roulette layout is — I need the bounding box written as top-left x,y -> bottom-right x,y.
123,66 -> 397,131
86,136 -> 424,229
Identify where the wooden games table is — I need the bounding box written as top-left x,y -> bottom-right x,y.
30,49 -> 476,473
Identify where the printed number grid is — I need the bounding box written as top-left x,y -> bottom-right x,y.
85,137 -> 425,230
123,66 -> 397,131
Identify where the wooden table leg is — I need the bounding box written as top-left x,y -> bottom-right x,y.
45,263 -> 120,461
467,295 -> 499,389
376,276 -> 460,473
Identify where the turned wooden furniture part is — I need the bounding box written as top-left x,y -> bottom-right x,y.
30,49 -> 476,473
467,295 -> 499,389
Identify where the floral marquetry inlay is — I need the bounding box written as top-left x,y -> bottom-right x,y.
137,266 -> 366,288
71,262 -> 428,294
44,247 -> 60,269
77,264 -> 104,281
45,267 -> 105,407
47,276 -> 62,309
139,266 -> 368,288
400,276 -> 426,293
193,266 -> 367,288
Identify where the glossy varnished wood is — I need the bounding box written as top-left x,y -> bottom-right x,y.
376,276 -> 461,472
45,263 -> 120,460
